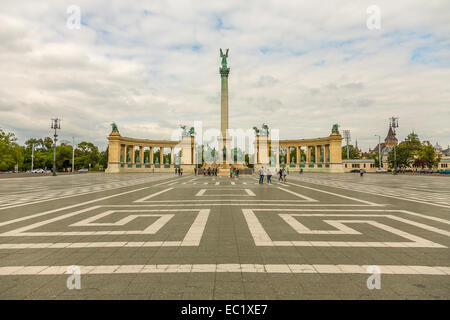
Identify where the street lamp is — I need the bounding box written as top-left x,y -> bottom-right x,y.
51,118 -> 61,176
72,136 -> 75,173
31,143 -> 35,172
374,134 -> 381,168
390,117 -> 399,175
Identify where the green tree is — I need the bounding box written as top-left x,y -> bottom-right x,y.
0,129 -> 23,171
75,141 -> 99,169
342,145 -> 361,160
387,144 -> 413,169
369,152 -> 380,168
99,147 -> 108,169
416,141 -> 441,169
56,144 -> 73,170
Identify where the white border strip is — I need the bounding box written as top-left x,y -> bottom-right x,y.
0,264 -> 448,275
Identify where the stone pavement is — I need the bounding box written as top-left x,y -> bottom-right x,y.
0,173 -> 448,299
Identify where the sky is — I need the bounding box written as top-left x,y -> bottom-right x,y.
0,0 -> 449,151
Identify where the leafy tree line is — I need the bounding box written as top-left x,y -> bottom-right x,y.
0,129 -> 108,172
387,132 -> 441,169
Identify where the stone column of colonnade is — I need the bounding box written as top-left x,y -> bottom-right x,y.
306,146 -> 311,163
286,147 -> 290,165
149,147 -> 154,163
314,145 -> 320,163
130,145 -> 135,163
159,147 -> 163,165
170,147 -> 174,165
139,146 -> 144,164
296,146 -> 300,165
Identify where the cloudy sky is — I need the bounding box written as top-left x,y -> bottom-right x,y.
0,0 -> 449,151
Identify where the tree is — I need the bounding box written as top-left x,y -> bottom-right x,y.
99,147 -> 108,169
56,145 -> 73,170
387,143 -> 413,169
75,141 -> 99,169
0,129 -> 23,171
416,141 -> 441,169
342,145 -> 361,159
369,152 -> 380,168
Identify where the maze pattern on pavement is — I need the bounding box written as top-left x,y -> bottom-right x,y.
0,174 -> 449,299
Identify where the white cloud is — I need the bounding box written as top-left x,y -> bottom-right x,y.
0,0 -> 449,151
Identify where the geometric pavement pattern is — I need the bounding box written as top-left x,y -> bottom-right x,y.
0,173 -> 449,299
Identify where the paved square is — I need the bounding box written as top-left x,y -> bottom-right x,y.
0,173 -> 449,299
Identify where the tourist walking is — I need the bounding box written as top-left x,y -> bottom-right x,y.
266,167 -> 272,184
282,168 -> 287,182
230,167 -> 234,178
194,167 -> 197,176
235,169 -> 239,179
180,168 -> 183,176
278,168 -> 283,182
259,166 -> 265,184
360,168 -> 364,177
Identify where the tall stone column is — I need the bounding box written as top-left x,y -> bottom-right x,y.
219,49 -> 230,166
170,147 -> 174,165
159,147 -> 163,164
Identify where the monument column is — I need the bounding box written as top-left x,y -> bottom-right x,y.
219,48 -> 230,166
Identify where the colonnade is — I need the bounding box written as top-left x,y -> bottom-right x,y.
106,131 -> 195,173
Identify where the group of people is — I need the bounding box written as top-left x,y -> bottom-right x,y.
205,167 -> 218,176
175,167 -> 183,176
229,167 -> 240,179
258,166 -> 288,184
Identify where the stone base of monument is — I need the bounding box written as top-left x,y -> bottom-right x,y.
218,168 -> 231,176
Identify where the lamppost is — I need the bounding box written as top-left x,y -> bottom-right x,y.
31,143 -> 35,172
374,134 -> 381,168
51,118 -> 61,176
390,117 -> 399,175
72,136 -> 75,173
